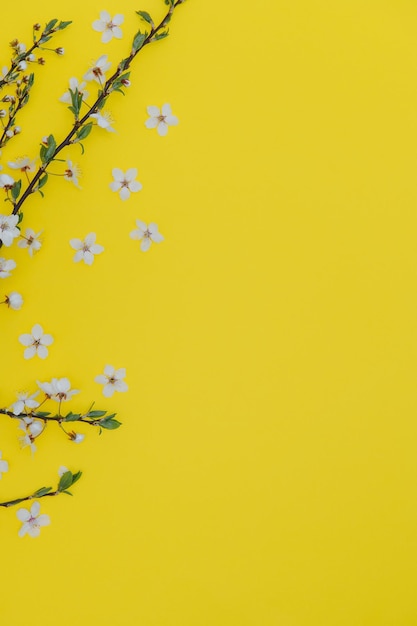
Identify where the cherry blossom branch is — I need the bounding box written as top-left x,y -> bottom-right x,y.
0,20 -> 71,149
0,407 -> 121,431
0,469 -> 81,508
7,0 -> 185,219
0,20 -> 71,91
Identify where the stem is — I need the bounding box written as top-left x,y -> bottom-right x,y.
0,407 -> 106,427
0,490 -> 60,508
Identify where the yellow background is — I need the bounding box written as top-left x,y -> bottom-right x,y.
1,0 -> 417,624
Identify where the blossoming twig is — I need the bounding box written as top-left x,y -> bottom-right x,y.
0,20 -> 71,149
0,468 -> 81,508
0,407 -> 121,431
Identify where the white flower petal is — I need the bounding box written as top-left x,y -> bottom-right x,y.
41,334 -> 54,346
37,345 -> 48,359
161,103 -> 172,116
125,168 -> 138,182
112,27 -> 123,39
31,324 -> 43,340
157,121 -> 169,136
119,187 -> 130,201
129,181 -> 142,192
102,30 -> 113,44
103,384 -> 115,397
145,117 -> 158,129
17,508 -> 30,522
73,250 -> 84,263
140,238 -> 151,252
24,346 -> 37,359
19,333 -> 33,346
147,105 -> 160,117
83,251 -> 94,265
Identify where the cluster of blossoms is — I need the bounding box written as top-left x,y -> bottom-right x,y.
0,1 -> 185,536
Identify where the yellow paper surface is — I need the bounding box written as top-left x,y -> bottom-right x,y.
1,1 -> 417,624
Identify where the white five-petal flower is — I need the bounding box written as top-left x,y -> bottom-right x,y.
92,11 -> 124,43
0,173 -> 15,189
84,54 -> 111,83
0,451 -> 9,478
18,228 -> 42,256
95,365 -> 128,397
0,257 -> 16,278
0,214 -> 19,247
69,233 -> 104,265
109,168 -> 142,200
145,104 -> 179,136
90,110 -> 115,132
37,377 -> 79,402
19,324 -> 54,359
130,220 -> 164,252
10,391 -> 40,416
17,501 -> 50,537
64,160 -> 81,187
19,417 -> 43,454
4,291 -> 23,310
7,156 -> 37,173
59,77 -> 90,103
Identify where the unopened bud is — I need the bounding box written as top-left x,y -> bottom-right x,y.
0,110 -> 6,118
121,78 -> 131,87
13,126 -> 21,135
55,47 -> 64,56
38,57 -> 45,65
33,23 -> 41,31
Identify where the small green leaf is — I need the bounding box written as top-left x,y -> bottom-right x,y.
58,471 -> 73,492
11,180 -> 22,201
132,31 -> 146,52
17,211 -> 24,224
58,20 -> 72,30
76,122 -> 93,141
154,30 -> 169,41
99,418 -> 122,430
87,410 -> 107,418
44,18 -> 58,32
63,412 -> 81,422
33,486 -> 53,497
34,411 -> 50,418
38,173 -> 48,189
136,10 -> 154,26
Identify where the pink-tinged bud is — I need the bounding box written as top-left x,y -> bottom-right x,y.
121,78 -> 131,87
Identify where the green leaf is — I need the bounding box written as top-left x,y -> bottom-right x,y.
17,211 -> 24,224
72,471 -> 82,485
44,19 -> 58,32
154,30 -> 169,41
11,180 -> 21,201
132,31 -> 146,52
63,412 -> 81,422
58,20 -> 72,30
38,173 -> 48,189
136,10 -> 154,25
87,410 -> 107,418
99,418 -> 122,430
58,471 -> 73,492
43,134 -> 56,162
76,122 -> 93,141
33,486 -> 53,497
34,411 -> 50,417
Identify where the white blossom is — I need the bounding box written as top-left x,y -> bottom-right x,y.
10,391 -> 40,416
0,214 -> 20,247
7,156 -> 37,173
0,451 -> 9,479
95,365 -> 128,397
92,11 -> 124,43
59,77 -> 89,103
68,432 -> 85,444
109,168 -> 142,200
0,66 -> 8,81
17,501 -> 50,538
130,220 -> 164,252
18,228 -> 42,256
145,104 -> 179,137
69,233 -> 104,265
0,257 -> 16,278
90,110 -> 115,132
19,324 -> 54,359
5,291 -> 23,310
0,174 -> 14,189
64,160 -> 81,188
37,377 -> 79,402
84,54 -> 111,83
19,417 -> 43,454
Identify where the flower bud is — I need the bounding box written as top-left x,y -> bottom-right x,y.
0,110 -> 6,118
33,23 -> 41,31
121,78 -> 131,87
38,57 -> 45,65
55,47 -> 64,56
68,431 -> 85,444
13,126 -> 21,135
5,130 -> 14,138
29,420 -> 44,438
5,292 -> 23,310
